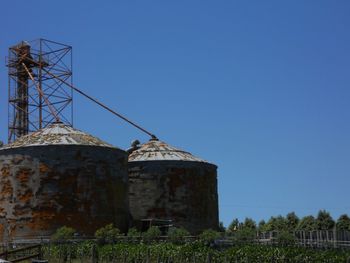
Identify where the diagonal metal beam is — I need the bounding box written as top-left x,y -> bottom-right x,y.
22,63 -> 60,123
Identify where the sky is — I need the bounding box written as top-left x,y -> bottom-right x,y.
0,0 -> 349,227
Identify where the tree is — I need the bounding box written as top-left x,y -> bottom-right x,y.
264,216 -> 287,232
274,215 -> 288,231
258,220 -> 267,232
297,216 -> 316,231
95,224 -> 121,244
227,218 -> 240,234
243,218 -> 256,230
336,214 -> 350,231
316,210 -> 335,230
286,212 -> 299,231
51,226 -> 76,241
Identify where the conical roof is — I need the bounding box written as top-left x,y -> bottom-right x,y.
128,139 -> 212,164
1,122 -> 117,149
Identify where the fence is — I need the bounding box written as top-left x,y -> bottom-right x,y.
257,230 -> 350,248
0,244 -> 43,262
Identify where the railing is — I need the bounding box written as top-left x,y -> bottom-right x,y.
257,230 -> 350,248
0,244 -> 43,262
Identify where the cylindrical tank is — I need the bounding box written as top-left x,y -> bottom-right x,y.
0,123 -> 129,241
128,139 -> 218,234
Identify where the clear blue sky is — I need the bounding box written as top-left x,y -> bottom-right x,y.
1,0 -> 349,227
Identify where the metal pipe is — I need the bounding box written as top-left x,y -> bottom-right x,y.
40,68 -> 157,139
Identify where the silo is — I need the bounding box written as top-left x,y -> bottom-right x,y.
0,123 -> 129,241
128,139 -> 218,234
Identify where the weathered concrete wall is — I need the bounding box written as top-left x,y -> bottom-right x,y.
128,161 -> 218,234
0,145 -> 129,241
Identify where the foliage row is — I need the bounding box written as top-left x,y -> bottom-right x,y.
227,210 -> 350,233
43,242 -> 350,263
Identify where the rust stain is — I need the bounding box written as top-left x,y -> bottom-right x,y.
0,143 -> 129,240
129,162 -> 218,234
39,163 -> 50,173
1,166 -> 10,177
18,189 -> 33,203
147,207 -> 167,217
1,180 -> 13,197
27,210 -> 56,231
16,168 -> 33,184
0,224 -> 4,241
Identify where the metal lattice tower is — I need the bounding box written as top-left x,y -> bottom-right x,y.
7,39 -> 73,143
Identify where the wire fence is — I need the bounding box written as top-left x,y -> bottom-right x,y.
257,230 -> 350,248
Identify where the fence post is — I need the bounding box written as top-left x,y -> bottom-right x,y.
123,251 -> 127,263
91,244 -> 98,263
38,244 -> 42,260
146,248 -> 150,263
206,252 -> 211,263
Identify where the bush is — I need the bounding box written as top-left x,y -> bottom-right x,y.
276,231 -> 296,246
199,229 -> 221,244
143,226 -> 161,242
95,224 -> 121,244
168,227 -> 190,243
51,226 -> 76,241
127,227 -> 141,237
233,228 -> 256,243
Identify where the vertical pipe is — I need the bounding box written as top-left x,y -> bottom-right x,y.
71,47 -> 74,127
8,49 -> 12,143
39,39 -> 43,129
16,44 -> 30,138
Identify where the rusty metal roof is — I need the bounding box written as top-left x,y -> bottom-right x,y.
128,139 -> 212,163
1,123 -> 117,149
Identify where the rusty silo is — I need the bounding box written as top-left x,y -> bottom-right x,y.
128,139 -> 219,234
0,122 -> 129,241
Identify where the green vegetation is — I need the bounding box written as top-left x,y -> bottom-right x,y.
168,227 -> 190,243
336,214 -> 350,231
127,227 -> 141,237
276,231 -> 296,246
316,210 -> 335,230
51,226 -> 76,241
199,229 -> 221,244
228,210 -> 349,233
95,224 -> 121,244
142,226 -> 162,242
46,211 -> 350,262
43,241 -> 350,262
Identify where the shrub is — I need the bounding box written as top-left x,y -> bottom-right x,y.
51,226 -> 76,241
95,224 -> 121,244
234,228 -> 256,243
168,227 -> 190,243
127,227 -> 141,237
276,231 -> 296,246
143,226 -> 161,242
199,229 -> 221,244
